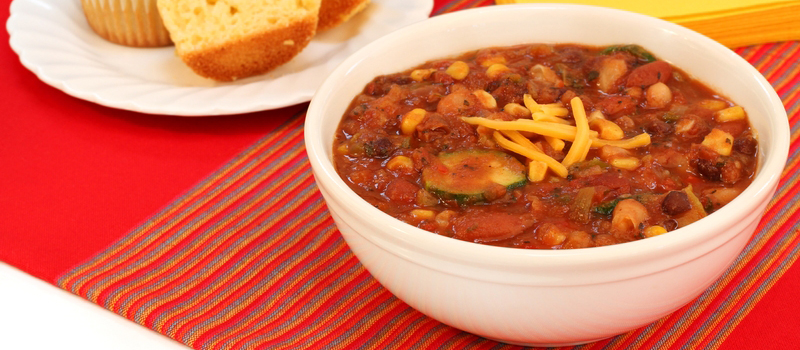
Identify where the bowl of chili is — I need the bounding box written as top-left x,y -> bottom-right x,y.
304,4 -> 789,346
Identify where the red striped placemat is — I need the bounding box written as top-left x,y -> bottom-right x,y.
56,7 -> 800,350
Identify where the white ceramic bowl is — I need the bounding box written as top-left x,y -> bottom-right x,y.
305,4 -> 789,346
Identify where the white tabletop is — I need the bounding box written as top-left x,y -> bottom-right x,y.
0,263 -> 188,350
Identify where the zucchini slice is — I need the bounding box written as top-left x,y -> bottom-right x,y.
422,149 -> 527,203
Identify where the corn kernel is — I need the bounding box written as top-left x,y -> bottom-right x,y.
611,157 -> 641,170
410,68 -> 436,82
410,209 -> 436,221
528,160 -> 548,182
480,56 -> 507,67
699,99 -> 729,111
714,106 -> 747,122
590,118 -> 625,140
400,108 -> 427,135
445,61 -> 470,80
386,155 -> 413,172
472,90 -> 497,109
701,128 -> 734,156
544,136 -> 565,152
503,103 -> 530,117
643,225 -> 668,238
486,63 -> 511,79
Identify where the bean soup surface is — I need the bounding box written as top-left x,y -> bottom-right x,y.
333,43 -> 758,249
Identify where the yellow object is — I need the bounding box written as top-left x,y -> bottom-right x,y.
445,61 -> 470,80
401,108 -> 427,135
561,97 -> 591,168
544,136 -> 565,151
590,118 -> 625,140
495,0 -> 800,47
410,68 -> 436,82
702,128 -> 735,156
610,157 -> 641,170
528,160 -> 549,182
386,156 -> 414,172
493,131 -> 569,177
503,103 -> 531,117
644,225 -> 668,238
473,90 -> 498,109
486,63 -> 512,78
715,106 -> 748,122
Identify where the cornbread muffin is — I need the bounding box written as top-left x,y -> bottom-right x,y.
81,0 -> 172,47
157,0 -> 322,81
317,0 -> 370,31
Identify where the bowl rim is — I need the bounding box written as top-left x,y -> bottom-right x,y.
305,4 -> 790,269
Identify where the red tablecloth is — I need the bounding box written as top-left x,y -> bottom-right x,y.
2,0 -> 799,349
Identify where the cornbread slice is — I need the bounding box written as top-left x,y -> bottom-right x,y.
157,0 -> 322,81
317,0 -> 370,31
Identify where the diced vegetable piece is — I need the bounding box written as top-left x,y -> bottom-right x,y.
698,99 -> 729,111
569,187 -> 596,224
528,160 -> 548,182
422,149 -> 527,203
597,58 -> 628,93
714,106 -> 747,122
701,128 -> 734,156
601,44 -> 657,62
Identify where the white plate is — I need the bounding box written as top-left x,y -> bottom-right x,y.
6,0 -> 433,116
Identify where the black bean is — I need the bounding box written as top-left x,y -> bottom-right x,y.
693,159 -> 722,181
733,136 -> 758,156
662,191 -> 692,216
645,120 -> 674,137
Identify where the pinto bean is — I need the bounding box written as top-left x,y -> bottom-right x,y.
451,211 -> 536,242
626,61 -> 672,87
